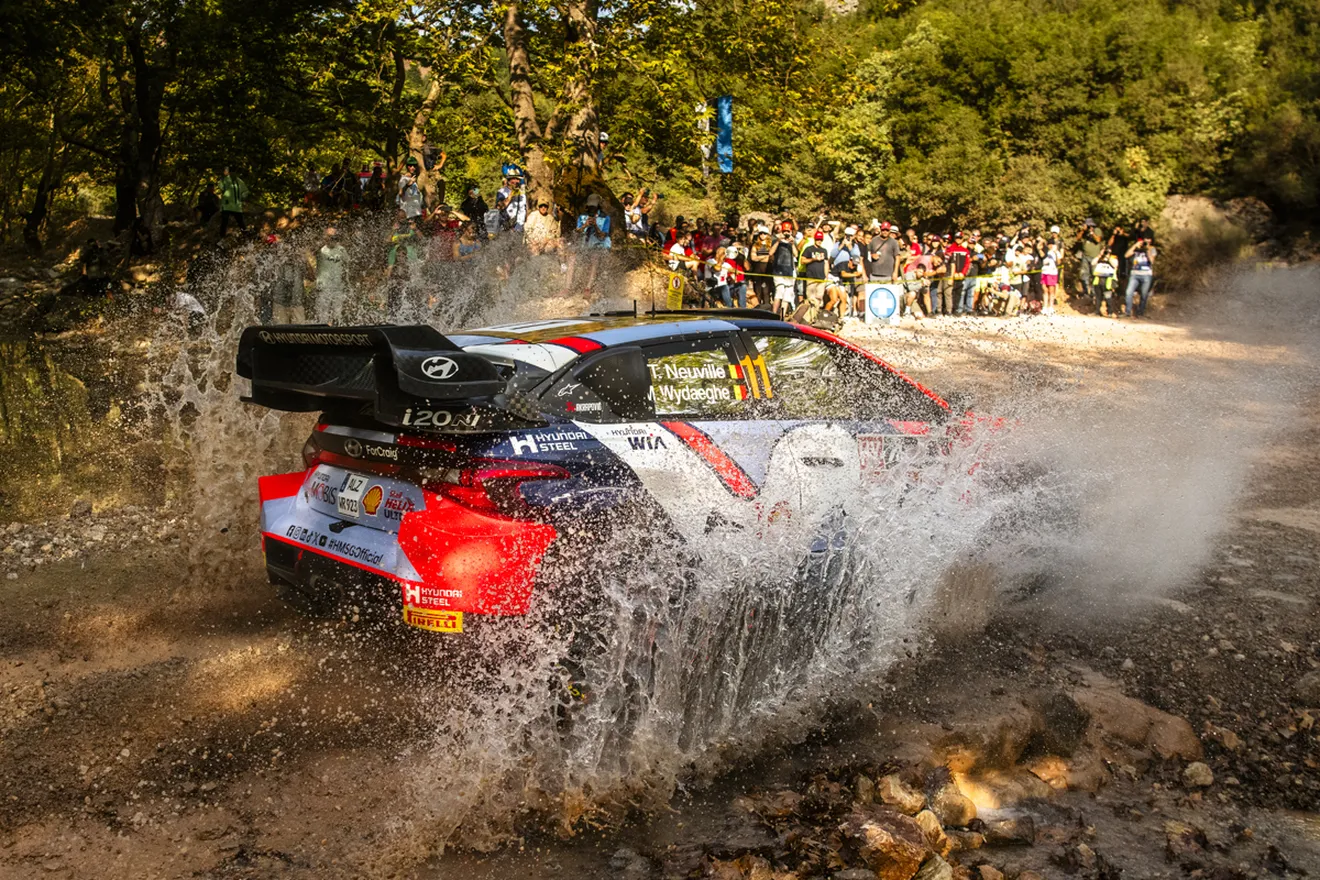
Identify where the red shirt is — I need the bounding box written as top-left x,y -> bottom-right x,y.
724,257 -> 745,284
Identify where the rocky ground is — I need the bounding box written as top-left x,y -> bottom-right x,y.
0,274 -> 1317,879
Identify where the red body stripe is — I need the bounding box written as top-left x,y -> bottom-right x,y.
660,421 -> 758,499
793,324 -> 949,410
258,470 -> 309,503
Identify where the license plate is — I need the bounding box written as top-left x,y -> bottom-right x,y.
403,606 -> 463,633
337,473 -> 370,519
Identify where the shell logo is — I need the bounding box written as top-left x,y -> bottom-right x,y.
362,485 -> 384,516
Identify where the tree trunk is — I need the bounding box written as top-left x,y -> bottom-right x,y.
23,111 -> 64,252
384,39 -> 405,177
127,28 -> 167,253
504,1 -> 552,207
407,73 -> 445,207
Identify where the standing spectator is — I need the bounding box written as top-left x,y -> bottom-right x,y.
1013,244 -> 1037,312
313,226 -> 351,324
195,183 -> 220,226
525,199 -> 560,254
830,225 -> 861,276
397,158 -> 425,226
496,175 -> 528,232
748,226 -> 773,306
766,223 -> 798,318
218,167 -> 249,236
1123,235 -> 1156,317
799,230 -> 829,313
460,185 -> 490,239
709,246 -> 732,307
724,245 -> 748,308
1039,241 -> 1061,315
384,215 -> 422,316
837,257 -> 865,318
1092,248 -> 1119,315
303,167 -> 321,207
869,222 -> 901,282
945,232 -> 972,315
622,190 -> 656,242
1074,221 -> 1103,312
270,241 -> 306,325
576,193 -> 612,249
364,164 -> 386,212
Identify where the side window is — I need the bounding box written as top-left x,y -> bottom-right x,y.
750,332 -> 944,423
540,348 -> 654,423
644,337 -> 752,420
749,334 -> 850,420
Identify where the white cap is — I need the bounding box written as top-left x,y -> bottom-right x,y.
585,193 -> 601,207
1049,224 -> 1061,234
599,131 -> 609,142
844,225 -> 858,236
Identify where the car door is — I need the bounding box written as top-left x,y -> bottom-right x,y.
543,333 -> 795,542
734,328 -> 950,532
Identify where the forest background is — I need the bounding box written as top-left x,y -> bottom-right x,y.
1,0 -> 1317,255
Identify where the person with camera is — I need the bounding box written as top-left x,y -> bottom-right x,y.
1123,236 -> 1157,317
766,222 -> 799,318
1074,221 -> 1104,312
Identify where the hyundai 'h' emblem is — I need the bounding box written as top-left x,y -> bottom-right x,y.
421,356 -> 458,380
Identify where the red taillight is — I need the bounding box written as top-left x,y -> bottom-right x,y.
397,433 -> 458,452
433,460 -> 569,517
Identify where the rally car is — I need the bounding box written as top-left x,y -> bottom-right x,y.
238,311 -> 962,635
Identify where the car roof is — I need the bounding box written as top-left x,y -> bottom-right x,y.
456,314 -> 775,347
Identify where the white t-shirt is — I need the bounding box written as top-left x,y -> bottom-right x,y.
668,243 -> 689,271
397,175 -> 423,218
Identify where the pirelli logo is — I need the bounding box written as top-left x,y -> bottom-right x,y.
403,606 -> 463,633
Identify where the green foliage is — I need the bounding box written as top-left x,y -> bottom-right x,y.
0,0 -> 1316,249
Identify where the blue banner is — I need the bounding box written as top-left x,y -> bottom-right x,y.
715,95 -> 733,173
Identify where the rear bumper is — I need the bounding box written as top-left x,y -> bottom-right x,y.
258,469 -> 559,630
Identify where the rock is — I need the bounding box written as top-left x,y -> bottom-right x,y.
1182,762 -> 1214,788
1164,820 -> 1207,860
877,775 -> 926,815
913,810 -> 952,857
70,499 -> 93,519
975,868 -> 1003,880
1148,714 -> 1203,761
1033,693 -> 1090,757
929,782 -> 976,828
840,808 -> 930,880
1075,683 -> 1202,760
737,788 -> 803,820
608,848 -> 655,880
1017,874 -> 1045,880
947,830 -> 984,852
1024,753 -> 1109,793
1120,659 -> 1135,671
982,816 -> 1035,847
855,774 -> 875,806
708,855 -> 776,880
1204,723 -> 1244,752
913,855 -> 953,880
833,871 -> 874,880
1294,671 -> 1320,707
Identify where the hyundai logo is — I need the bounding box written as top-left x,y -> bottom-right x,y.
421,356 -> 459,380
343,439 -> 363,457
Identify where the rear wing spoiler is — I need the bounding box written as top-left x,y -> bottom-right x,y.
236,325 -> 543,430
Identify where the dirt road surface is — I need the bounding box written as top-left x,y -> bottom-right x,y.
2,277 -> 1317,878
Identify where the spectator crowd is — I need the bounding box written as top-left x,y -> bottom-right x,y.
191,153 -> 1161,327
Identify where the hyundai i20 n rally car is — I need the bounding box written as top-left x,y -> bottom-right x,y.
238,312 -> 963,635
